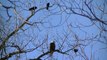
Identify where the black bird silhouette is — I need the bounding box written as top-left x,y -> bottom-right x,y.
29,6 -> 37,11
50,41 -> 55,56
74,48 -> 78,53
46,3 -> 50,10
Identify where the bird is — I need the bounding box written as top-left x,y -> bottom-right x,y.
29,6 -> 37,11
50,41 -> 55,56
74,48 -> 78,53
46,3 -> 50,10
29,6 -> 37,14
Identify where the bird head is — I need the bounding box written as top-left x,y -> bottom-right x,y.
51,40 -> 55,43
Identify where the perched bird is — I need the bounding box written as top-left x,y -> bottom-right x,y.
46,3 -> 50,10
29,6 -> 37,14
29,6 -> 37,11
50,41 -> 55,56
74,48 -> 78,53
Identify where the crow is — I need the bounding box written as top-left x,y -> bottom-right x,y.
29,6 -> 37,11
46,3 -> 50,10
74,48 -> 78,53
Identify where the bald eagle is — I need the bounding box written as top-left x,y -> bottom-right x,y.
46,3 -> 50,10
50,41 -> 55,56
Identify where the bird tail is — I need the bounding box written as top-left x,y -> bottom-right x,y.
50,51 -> 53,56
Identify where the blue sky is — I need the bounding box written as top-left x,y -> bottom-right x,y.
0,0 -> 107,60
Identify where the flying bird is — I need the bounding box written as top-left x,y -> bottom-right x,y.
29,6 -> 37,11
46,3 -> 50,10
50,41 -> 55,56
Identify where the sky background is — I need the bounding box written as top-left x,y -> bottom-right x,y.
0,0 -> 107,60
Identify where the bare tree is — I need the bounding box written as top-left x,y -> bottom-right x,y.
0,0 -> 107,60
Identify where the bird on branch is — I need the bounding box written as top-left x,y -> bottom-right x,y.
29,6 -> 37,14
29,6 -> 37,11
74,48 -> 78,53
50,41 -> 55,56
46,3 -> 50,10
